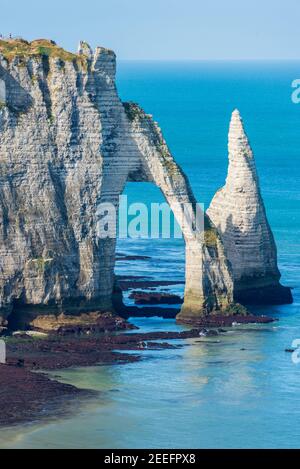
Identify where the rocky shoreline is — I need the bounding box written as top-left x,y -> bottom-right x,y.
0,262 -> 278,428
0,310 -> 275,428
0,364 -> 95,427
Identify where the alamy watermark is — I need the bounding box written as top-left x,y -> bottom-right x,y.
291,339 -> 300,364
96,195 -> 204,240
291,79 -> 300,103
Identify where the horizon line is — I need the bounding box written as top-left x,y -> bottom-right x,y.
117,58 -> 300,62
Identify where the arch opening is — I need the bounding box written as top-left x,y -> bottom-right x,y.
114,181 -> 186,319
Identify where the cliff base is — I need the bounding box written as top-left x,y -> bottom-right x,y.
235,283 -> 293,305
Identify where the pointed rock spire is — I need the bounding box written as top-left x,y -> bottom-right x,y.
207,110 -> 292,305
228,109 -> 252,159
226,108 -> 258,192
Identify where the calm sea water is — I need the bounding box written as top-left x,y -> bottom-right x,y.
1,61 -> 300,448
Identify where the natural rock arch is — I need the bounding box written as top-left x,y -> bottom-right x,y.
84,45 -> 234,321
0,39 -> 234,328
118,103 -> 234,321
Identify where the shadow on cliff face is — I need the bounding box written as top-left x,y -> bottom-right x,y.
0,64 -> 33,113
222,214 -> 293,305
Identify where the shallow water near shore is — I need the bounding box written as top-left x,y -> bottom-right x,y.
1,310 -> 300,449
1,60 -> 300,448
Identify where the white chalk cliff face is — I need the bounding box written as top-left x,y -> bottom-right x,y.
207,110 -> 292,305
0,38 -> 235,327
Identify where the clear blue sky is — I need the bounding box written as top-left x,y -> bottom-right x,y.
1,0 -> 299,60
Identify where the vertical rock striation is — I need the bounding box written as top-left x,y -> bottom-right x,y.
207,109 -> 292,305
0,38 -> 236,327
0,78 -> 5,104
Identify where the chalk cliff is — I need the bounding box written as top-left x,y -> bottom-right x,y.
207,110 -> 292,305
0,38 -> 236,328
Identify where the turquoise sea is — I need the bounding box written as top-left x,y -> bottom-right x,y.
1,61 -> 300,448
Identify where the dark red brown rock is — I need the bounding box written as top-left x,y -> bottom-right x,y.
0,363 -> 94,427
115,253 -> 151,261
177,314 -> 275,327
31,311 -> 136,335
129,291 -> 183,305
117,276 -> 185,291
120,305 -> 179,319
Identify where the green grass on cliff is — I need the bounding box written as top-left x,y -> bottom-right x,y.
203,215 -> 219,248
30,257 -> 53,273
204,227 -> 218,247
0,39 -> 88,66
123,102 -> 146,122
